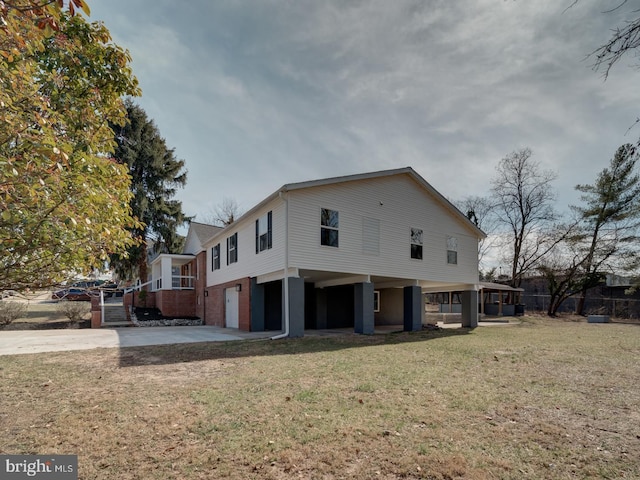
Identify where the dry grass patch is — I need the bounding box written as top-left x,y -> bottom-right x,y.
1,301 -> 89,329
1,318 -> 639,479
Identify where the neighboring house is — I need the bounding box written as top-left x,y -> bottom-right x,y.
135,167 -> 486,337
144,222 -> 222,319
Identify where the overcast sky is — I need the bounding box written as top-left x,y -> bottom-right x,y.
91,0 -> 640,224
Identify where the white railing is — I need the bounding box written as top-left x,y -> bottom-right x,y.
123,280 -> 153,295
171,275 -> 195,290
124,276 -> 195,293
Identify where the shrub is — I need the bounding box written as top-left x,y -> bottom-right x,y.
137,289 -> 147,307
0,301 -> 28,326
57,301 -> 90,322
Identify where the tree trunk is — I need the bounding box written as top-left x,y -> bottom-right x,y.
138,243 -> 148,285
576,292 -> 587,316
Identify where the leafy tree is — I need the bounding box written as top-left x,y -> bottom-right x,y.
0,6 -> 141,291
109,101 -> 189,281
491,148 -> 558,288
572,143 -> 640,314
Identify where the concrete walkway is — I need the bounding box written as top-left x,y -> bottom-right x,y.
0,319 -> 519,356
0,326 -> 276,356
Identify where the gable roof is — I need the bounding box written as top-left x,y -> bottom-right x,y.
202,167 -> 486,245
184,221 -> 223,253
190,221 -> 223,242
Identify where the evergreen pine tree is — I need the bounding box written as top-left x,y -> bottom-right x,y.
110,100 -> 189,281
573,144 -> 640,314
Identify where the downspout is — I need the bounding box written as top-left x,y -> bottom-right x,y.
272,190 -> 290,339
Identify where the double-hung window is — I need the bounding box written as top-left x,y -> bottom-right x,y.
212,244 -> 220,271
447,236 -> 458,265
227,233 -> 238,265
321,208 -> 339,247
255,211 -> 273,253
411,228 -> 423,260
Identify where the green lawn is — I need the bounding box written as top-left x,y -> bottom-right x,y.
1,317 -> 638,479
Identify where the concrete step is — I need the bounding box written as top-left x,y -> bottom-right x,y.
101,321 -> 133,327
102,304 -> 128,323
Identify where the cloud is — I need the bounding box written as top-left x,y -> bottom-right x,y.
90,0 -> 640,228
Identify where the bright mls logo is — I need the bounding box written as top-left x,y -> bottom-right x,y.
1,455 -> 77,479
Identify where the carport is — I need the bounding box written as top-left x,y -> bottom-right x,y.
250,270 -> 480,336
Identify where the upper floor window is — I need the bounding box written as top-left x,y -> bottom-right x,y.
227,233 -> 238,264
447,236 -> 458,264
321,208 -> 339,247
256,211 -> 273,253
411,228 -> 423,260
212,244 -> 220,271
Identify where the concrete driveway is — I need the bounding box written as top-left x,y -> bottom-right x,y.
0,326 -> 276,356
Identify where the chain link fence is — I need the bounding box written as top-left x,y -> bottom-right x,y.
521,293 -> 640,318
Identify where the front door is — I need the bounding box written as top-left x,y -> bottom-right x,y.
225,288 -> 239,328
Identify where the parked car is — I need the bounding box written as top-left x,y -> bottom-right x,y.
51,288 -> 97,301
72,280 -> 104,289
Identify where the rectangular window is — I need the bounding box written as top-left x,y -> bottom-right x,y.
411,227 -> 423,260
255,211 -> 273,253
374,290 -> 380,313
321,208 -> 339,247
227,233 -> 238,265
447,236 -> 458,265
212,244 -> 220,271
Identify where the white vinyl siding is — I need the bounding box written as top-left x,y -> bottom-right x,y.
287,174 -> 479,284
183,231 -> 202,255
203,173 -> 480,289
205,199 -> 286,287
362,217 -> 380,255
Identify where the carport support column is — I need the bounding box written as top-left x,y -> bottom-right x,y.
461,290 -> 479,328
287,277 -> 305,338
250,278 -> 265,332
404,286 -> 423,332
354,282 -> 374,335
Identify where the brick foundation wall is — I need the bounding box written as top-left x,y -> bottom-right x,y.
156,289 -> 196,318
194,253 -> 206,320
204,286 -> 223,327
138,290 -> 157,309
123,292 -> 132,320
90,296 -> 101,328
124,290 -> 157,309
205,277 -> 252,331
